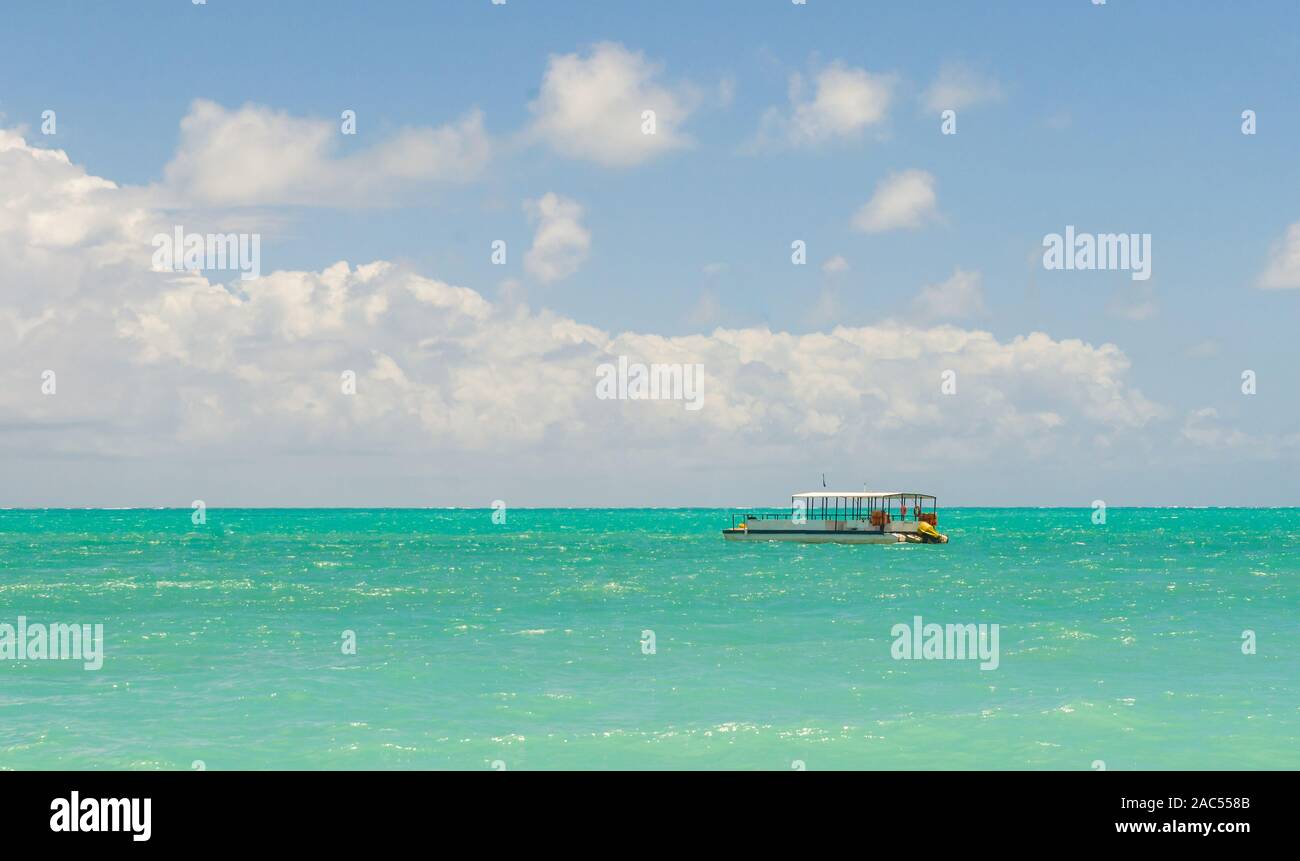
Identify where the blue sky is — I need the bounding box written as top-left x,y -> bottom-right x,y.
1,1 -> 1298,505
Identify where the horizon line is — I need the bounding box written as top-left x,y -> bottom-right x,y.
3,505 -> 1299,511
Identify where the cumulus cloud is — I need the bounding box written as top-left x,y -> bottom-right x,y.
852,169 -> 938,233
0,124 -> 1183,502
110,273 -> 1161,449
523,193 -> 591,283
527,42 -> 698,167
157,100 -> 491,207
923,64 -> 1004,113
912,269 -> 986,320
1256,222 -> 1300,290
753,62 -> 895,149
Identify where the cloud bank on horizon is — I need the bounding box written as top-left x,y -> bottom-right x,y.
1,3 -> 1298,507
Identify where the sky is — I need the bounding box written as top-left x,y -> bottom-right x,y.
1,0 -> 1298,507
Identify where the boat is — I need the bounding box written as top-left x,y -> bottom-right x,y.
722,491 -> 949,544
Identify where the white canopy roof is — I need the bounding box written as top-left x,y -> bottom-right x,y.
792,491 -> 935,499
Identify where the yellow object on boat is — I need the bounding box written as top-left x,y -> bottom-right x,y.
916,521 -> 949,543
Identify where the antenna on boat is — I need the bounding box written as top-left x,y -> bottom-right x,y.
821,473 -> 827,488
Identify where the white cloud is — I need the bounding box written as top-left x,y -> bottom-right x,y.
754,62 -> 895,149
1180,407 -> 1300,455
923,64 -> 1003,113
852,169 -> 938,233
1257,222 -> 1300,290
0,123 -> 1210,503
527,42 -> 698,167
821,255 -> 850,274
912,269 -> 986,320
157,100 -> 491,207
523,193 -> 591,283
1181,408 -> 1248,449
107,272 -> 1162,449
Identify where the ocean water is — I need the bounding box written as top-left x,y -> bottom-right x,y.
0,507 -> 1296,771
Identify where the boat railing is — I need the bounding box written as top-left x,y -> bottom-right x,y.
731,511 -> 877,526
731,512 -> 786,526
731,510 -> 938,527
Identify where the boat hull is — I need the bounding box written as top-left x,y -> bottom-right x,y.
722,528 -> 903,544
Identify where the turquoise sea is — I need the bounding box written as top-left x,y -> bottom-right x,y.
0,508 -> 1296,770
